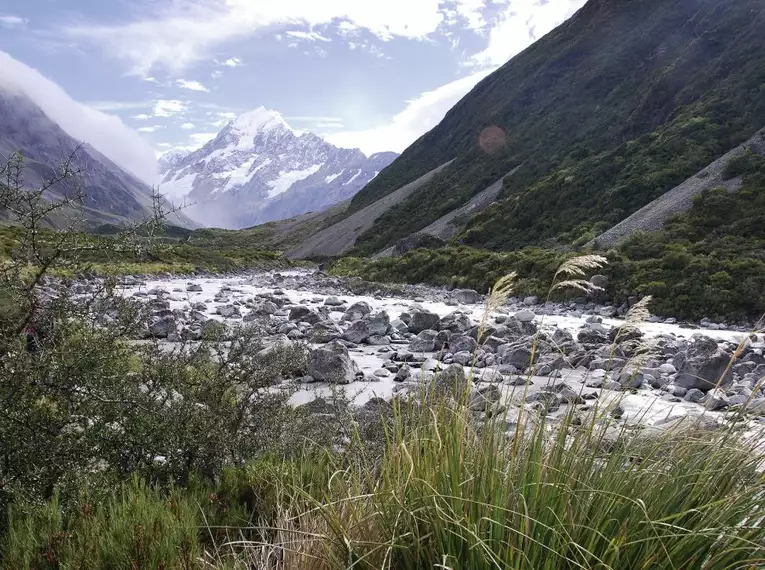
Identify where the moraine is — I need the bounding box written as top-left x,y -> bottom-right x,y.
120,270 -> 765,432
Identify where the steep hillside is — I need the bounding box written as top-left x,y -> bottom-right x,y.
345,0 -> 765,254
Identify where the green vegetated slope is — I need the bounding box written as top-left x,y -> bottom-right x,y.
345,0 -> 765,255
332,151 -> 765,321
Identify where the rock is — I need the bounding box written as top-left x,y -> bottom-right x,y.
439,312 -> 473,333
186,283 -> 203,292
434,364 -> 468,396
684,388 -> 705,404
618,368 -> 644,389
552,328 -> 574,346
449,335 -> 478,354
149,316 -> 176,338
599,306 -> 618,318
504,347 -> 532,370
453,289 -> 482,304
703,390 -> 729,411
452,351 -> 473,366
365,311 -> 390,336
342,302 -> 372,322
217,305 -> 241,319
343,320 -> 371,344
324,296 -> 344,306
391,319 -> 409,333
659,363 -> 677,375
675,346 -> 734,391
395,365 -> 411,382
609,325 -> 644,343
409,330 -> 439,352
299,375 -> 316,384
374,368 -> 391,378
307,321 -> 343,343
409,311 -> 441,334
468,385 -> 501,411
514,309 -> 535,323
525,392 -> 559,413
523,296 -> 538,306
578,329 -> 608,344
308,341 -> 360,384
289,306 -> 312,321
590,275 -> 609,289
367,335 -> 391,346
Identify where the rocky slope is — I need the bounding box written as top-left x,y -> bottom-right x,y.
0,88 -> 187,227
159,107 -> 398,229
331,0 -> 765,254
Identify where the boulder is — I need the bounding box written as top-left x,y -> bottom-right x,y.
514,309 -> 536,323
308,341 -> 360,384
449,335 -> 478,354
148,316 -> 176,338
552,328 -> 574,346
307,321 -> 343,343
186,283 -> 203,292
324,296 -> 344,306
409,311 -> 440,334
365,311 -> 390,336
439,312 -> 473,333
343,320 -> 371,344
434,364 -> 468,396
675,348 -> 734,391
589,275 -> 609,289
523,296 -> 538,306
453,289 -> 482,304
504,347 -> 532,370
289,306 -> 312,321
217,305 -> 241,319
409,330 -> 439,352
342,301 -> 372,322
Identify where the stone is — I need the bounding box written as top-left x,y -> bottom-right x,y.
289,306 -> 312,321
439,312 -> 473,333
324,296 -> 344,306
149,316 -> 176,338
578,329 -> 608,344
367,335 -> 391,346
659,363 -> 677,375
452,351 -> 473,366
374,368 -> 391,378
552,328 -> 574,346
676,348 -> 734,391
365,311 -> 390,336
684,388 -> 705,404
468,385 -> 501,411
599,306 -> 618,318
343,320 -> 372,344
450,335 -> 478,354
703,390 -> 729,411
453,289 -> 482,304
217,305 -> 241,318
609,325 -> 643,343
308,341 -> 360,384
395,365 -> 411,382
514,309 -> 536,323
434,364 -> 468,396
409,330 -> 439,352
186,283 -> 203,292
523,296 -> 538,306
590,275 -> 609,289
504,347 -> 532,370
618,368 -> 644,389
342,301 -> 372,322
391,319 -> 409,333
307,321 -> 343,343
409,311 -> 441,334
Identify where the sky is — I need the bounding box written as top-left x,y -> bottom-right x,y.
0,0 -> 586,182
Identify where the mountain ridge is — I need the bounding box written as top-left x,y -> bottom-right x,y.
159,107 -> 398,229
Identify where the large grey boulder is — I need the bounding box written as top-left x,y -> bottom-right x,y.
504,347 -> 532,370
365,311 -> 390,336
149,316 -> 176,338
217,305 -> 241,319
342,301 -> 372,322
409,311 -> 441,334
434,364 -> 468,396
409,330 -> 439,352
675,338 -> 733,391
439,312 -> 473,333
308,341 -> 360,384
514,309 -> 535,323
343,320 -> 371,344
453,289 -> 482,304
449,335 -> 478,354
307,321 -> 343,343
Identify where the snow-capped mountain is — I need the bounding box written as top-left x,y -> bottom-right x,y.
158,107 -> 398,228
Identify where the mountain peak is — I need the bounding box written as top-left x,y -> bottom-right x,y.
231,106 -> 291,137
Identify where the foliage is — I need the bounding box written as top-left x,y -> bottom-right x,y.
342,0 -> 765,254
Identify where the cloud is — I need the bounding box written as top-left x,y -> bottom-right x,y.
286,30 -> 332,42
132,113 -> 151,120
63,0 -> 445,75
287,115 -> 344,123
0,14 -> 27,28
222,57 -> 242,67
470,0 -> 586,67
326,68 -> 493,154
138,126 -> 162,133
176,79 -> 209,92
152,99 -> 187,117
88,100 -> 151,111
0,51 -> 158,184
181,122 -> 195,129
189,132 -> 217,147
